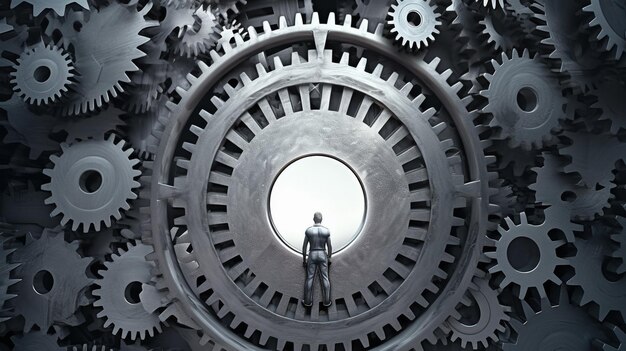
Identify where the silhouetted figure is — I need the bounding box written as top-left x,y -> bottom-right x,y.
302,212 -> 332,307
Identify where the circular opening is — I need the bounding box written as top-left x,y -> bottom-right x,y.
79,170 -> 103,194
560,191 -> 577,203
33,270 -> 54,295
73,21 -> 82,32
507,237 -> 540,272
269,156 -> 366,253
406,11 -> 422,27
516,87 -> 538,112
124,281 -> 143,304
34,66 -> 51,83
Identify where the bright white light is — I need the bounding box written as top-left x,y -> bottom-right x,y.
269,156 -> 366,253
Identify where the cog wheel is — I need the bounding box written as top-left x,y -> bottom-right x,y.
503,287 -> 612,350
41,135 -> 141,232
173,5 -> 220,58
486,212 -> 567,298
238,0 -> 314,28
11,331 -> 64,351
479,49 -> 567,150
584,0 -> 626,60
530,0 -> 607,90
8,229 -> 92,332
144,11 -> 497,350
477,8 -> 522,52
567,222 -> 626,321
93,242 -> 162,340
476,0 -> 504,9
387,0 -> 442,50
10,42 -> 75,106
595,324 -> 626,351
10,0 -> 89,16
445,275 -> 511,349
43,2 -> 157,115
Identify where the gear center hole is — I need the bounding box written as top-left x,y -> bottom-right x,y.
507,237 -> 540,272
516,87 -> 538,113
34,66 -> 51,83
124,281 -> 143,305
406,11 -> 422,27
33,270 -> 54,295
269,156 -> 366,253
79,170 -> 103,194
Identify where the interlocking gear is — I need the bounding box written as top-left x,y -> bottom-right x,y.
173,5 -> 220,57
487,212 -> 567,298
387,0 -> 442,50
10,42 -> 75,106
8,229 -> 92,331
93,242 -> 162,340
42,135 -> 141,232
479,49 -> 567,150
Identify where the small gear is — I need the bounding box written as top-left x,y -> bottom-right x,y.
503,287 -> 612,350
93,242 -> 162,340
42,135 -> 141,232
10,42 -> 75,106
11,331 -> 64,351
595,324 -> 626,351
477,8 -> 522,52
445,275 -> 511,349
8,229 -> 92,331
44,2 -> 157,114
476,0 -> 504,9
479,49 -> 567,150
10,0 -> 89,16
583,0 -> 626,60
567,222 -> 626,321
486,212 -> 567,298
387,0 -> 442,50
174,5 -> 220,57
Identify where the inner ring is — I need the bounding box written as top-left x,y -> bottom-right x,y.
268,155 -> 367,253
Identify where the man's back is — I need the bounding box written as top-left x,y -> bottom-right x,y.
305,225 -> 330,251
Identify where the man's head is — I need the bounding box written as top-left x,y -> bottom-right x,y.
313,212 -> 323,224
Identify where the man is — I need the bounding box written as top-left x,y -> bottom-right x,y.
302,212 -> 332,307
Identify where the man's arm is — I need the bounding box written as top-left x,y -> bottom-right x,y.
326,234 -> 332,261
302,233 -> 309,266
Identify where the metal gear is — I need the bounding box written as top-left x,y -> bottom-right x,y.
9,0 -> 89,16
583,0 -> 626,61
567,222 -> 626,321
173,5 -> 220,58
93,242 -> 162,340
503,287 -> 612,350
445,275 -> 511,349
486,212 -> 567,298
10,41 -> 75,106
8,229 -> 92,332
144,12 -> 497,350
387,0 -> 442,50
479,49 -> 567,150
43,2 -> 157,115
41,135 -> 141,232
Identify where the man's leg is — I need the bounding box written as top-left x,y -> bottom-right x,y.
319,257 -> 331,307
303,257 -> 316,306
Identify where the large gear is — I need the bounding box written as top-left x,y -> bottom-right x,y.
9,0 -> 89,16
93,242 -> 162,340
583,0 -> 626,60
567,222 -> 626,321
8,229 -> 92,332
43,2 -> 157,115
387,0 -> 442,50
10,41 -> 75,106
479,49 -> 567,150
486,212 -> 567,298
41,135 -> 141,232
503,287 -> 612,350
144,12 -> 496,350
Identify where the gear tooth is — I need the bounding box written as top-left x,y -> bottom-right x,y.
278,16 -> 288,29
311,12 -> 320,25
